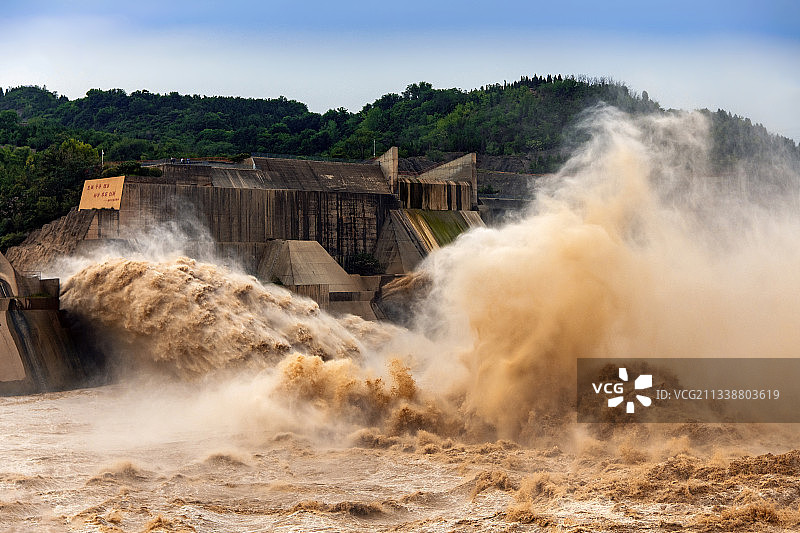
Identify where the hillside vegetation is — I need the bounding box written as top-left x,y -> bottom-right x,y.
1,77 -> 798,249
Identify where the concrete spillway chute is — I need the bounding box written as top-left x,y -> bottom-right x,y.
0,251 -> 91,395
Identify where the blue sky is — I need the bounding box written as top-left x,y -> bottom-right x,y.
2,1 -> 799,139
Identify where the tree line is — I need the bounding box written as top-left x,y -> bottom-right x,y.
0,76 -> 662,164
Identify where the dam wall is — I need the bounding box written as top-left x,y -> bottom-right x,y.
0,303 -> 87,395
94,180 -> 397,264
0,252 -> 91,395
7,150 -> 485,322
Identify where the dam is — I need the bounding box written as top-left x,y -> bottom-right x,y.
1,149 -> 485,392
0,251 -> 90,394
8,149 -> 484,320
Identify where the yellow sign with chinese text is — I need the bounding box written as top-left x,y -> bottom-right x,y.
78,176 -> 125,210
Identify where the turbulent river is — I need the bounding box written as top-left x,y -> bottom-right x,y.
3,385 -> 800,532
3,107 -> 800,532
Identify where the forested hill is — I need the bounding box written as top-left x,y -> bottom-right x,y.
0,78 -> 659,168
1,76 -> 799,249
4,77 -> 795,168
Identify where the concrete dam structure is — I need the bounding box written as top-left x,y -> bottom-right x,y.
8,148 -> 485,321
0,252 -> 88,395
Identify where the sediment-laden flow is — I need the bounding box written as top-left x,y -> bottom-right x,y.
3,107 -> 800,531
60,256 -> 386,376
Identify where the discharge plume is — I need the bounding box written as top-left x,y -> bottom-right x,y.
415,106 -> 800,440
61,256 -> 393,377
59,106 -> 800,443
